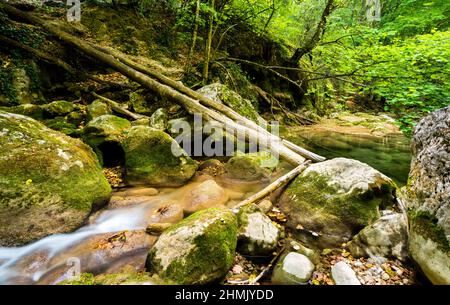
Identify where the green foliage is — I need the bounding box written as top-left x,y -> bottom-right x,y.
230,0 -> 449,134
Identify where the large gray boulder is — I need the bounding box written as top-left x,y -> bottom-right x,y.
403,106 -> 450,285
279,158 -> 397,248
348,211 -> 408,261
146,208 -> 237,284
0,112 -> 111,246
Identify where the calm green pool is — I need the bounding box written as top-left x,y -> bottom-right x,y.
284,128 -> 412,186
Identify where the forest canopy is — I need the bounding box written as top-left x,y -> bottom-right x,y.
135,0 -> 449,133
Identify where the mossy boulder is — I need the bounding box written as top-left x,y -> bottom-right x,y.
43,117 -> 79,136
59,270 -> 166,285
82,115 -> 131,164
197,83 -> 263,123
86,99 -> 112,121
122,126 -> 197,187
146,208 -> 238,284
402,106 -> 450,284
0,112 -> 111,246
0,104 -> 43,120
129,89 -> 153,115
43,100 -> 75,117
84,115 -> 131,140
278,158 -> 397,249
225,151 -> 279,181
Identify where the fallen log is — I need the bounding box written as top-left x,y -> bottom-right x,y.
90,44 -> 325,162
0,34 -> 130,89
1,3 -> 309,165
232,161 -> 311,212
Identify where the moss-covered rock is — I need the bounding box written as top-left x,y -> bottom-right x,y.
84,114 -> 131,140
43,117 -> 79,136
402,106 -> 450,284
197,83 -> 263,123
278,158 -> 397,249
129,89 -> 153,115
0,104 -> 43,120
0,111 -> 111,246
225,151 -> 279,181
59,270 -> 166,285
122,126 -> 197,187
43,100 -> 75,117
146,208 -> 237,284
86,99 -> 112,121
82,115 -> 131,164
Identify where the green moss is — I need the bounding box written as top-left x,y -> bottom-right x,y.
86,99 -> 112,121
287,172 -> 383,229
0,104 -> 43,120
225,151 -> 278,181
147,208 -> 237,284
59,271 -> 164,285
0,112 -> 111,212
84,115 -> 131,138
59,273 -> 95,285
43,118 -> 79,136
408,210 -> 449,253
43,101 -> 75,117
123,126 -> 197,186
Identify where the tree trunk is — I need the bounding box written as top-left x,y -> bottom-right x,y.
202,0 -> 215,85
187,0 -> 201,70
290,0 -> 335,64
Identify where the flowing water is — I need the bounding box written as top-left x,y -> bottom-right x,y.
0,128 -> 412,284
0,174 -> 265,285
283,127 -> 412,186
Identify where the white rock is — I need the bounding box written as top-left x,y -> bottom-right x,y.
272,252 -> 315,285
331,261 -> 361,285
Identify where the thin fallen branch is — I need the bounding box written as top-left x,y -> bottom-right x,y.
232,161 -> 311,212
227,246 -> 285,285
92,92 -> 145,121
